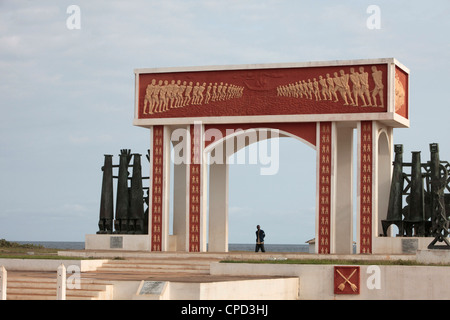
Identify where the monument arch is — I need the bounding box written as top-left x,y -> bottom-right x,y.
88,58 -> 411,254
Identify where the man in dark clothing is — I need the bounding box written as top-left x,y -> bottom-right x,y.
255,225 -> 266,252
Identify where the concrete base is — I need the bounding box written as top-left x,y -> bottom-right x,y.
211,262 -> 450,300
132,278 -> 299,300
4,250 -> 450,300
372,237 -> 435,254
85,234 -> 179,252
417,249 -> 450,264
0,258 -> 106,272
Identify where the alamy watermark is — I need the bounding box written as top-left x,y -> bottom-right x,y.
66,5 -> 81,30
366,5 -> 381,30
366,265 -> 381,290
171,121 -> 280,176
65,5 -> 381,31
67,265 -> 81,289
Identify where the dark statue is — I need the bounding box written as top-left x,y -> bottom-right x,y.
383,143 -> 450,249
97,149 -> 150,235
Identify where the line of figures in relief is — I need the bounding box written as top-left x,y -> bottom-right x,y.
277,66 -> 384,108
143,79 -> 244,115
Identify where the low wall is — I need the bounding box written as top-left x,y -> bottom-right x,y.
133,278 -> 300,300
85,234 -> 150,251
0,259 -> 106,272
211,262 -> 450,300
372,237 -> 435,254
85,234 -> 178,251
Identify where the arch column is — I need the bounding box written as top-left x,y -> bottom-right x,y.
317,122 -> 332,254
358,121 -> 374,253
149,125 -> 171,251
188,123 -> 207,252
208,143 -> 229,252
172,125 -> 190,252
317,121 -> 354,254
332,123 -> 354,254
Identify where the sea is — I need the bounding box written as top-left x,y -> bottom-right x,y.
15,241 -> 310,253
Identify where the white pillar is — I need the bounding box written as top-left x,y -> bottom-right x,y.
172,125 -> 190,251
149,125 -> 171,251
208,145 -> 229,252
373,122 -> 393,245
332,124 -> 354,254
0,266 -> 6,300
173,161 -> 188,251
57,264 -> 66,300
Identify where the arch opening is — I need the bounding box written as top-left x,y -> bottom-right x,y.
206,127 -> 316,252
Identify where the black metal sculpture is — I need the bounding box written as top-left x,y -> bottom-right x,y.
428,143 -> 450,249
383,144 -> 404,236
97,149 -> 149,235
128,153 -> 145,234
114,149 -> 132,234
97,155 -> 114,234
383,143 -> 450,249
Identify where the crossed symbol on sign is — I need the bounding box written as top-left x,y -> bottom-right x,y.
336,269 -> 358,292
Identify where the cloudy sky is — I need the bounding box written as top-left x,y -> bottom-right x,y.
1,1 -> 450,245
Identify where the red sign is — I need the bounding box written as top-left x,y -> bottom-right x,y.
334,266 -> 360,295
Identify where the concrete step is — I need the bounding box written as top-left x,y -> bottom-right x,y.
96,267 -> 209,274
103,258 -> 217,264
94,258 -> 213,275
99,263 -> 209,270
6,275 -> 114,300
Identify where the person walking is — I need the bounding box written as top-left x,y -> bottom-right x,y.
255,225 -> 266,252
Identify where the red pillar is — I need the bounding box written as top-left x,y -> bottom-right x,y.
151,125 -> 164,251
318,122 -> 332,254
189,124 -> 202,252
360,121 -> 373,253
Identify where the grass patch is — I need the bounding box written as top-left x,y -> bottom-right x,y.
0,239 -> 86,260
220,258 -> 450,266
0,254 -> 83,260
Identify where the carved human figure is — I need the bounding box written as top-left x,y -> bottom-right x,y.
168,80 -> 177,109
184,81 -> 193,106
295,81 -> 303,98
175,80 -> 183,108
205,83 -> 212,104
371,66 -> 384,107
319,76 -> 329,100
160,80 -> 170,111
212,83 -> 218,101
358,67 -> 373,106
307,79 -> 314,100
350,68 -> 367,107
220,83 -> 228,101
339,70 -> 355,106
198,82 -> 206,104
326,73 -> 338,102
313,78 -> 321,101
143,79 -> 156,114
333,72 -> 349,105
152,80 -> 162,112
192,82 -> 200,105
216,82 -> 223,101
178,81 -> 187,107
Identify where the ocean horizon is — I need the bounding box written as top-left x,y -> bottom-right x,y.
14,241 -> 311,253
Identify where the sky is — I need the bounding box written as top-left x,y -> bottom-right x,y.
1,0 -> 450,245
